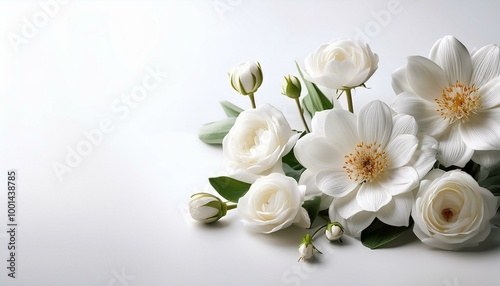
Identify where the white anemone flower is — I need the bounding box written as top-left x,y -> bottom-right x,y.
294,100 -> 437,237
392,35 -> 500,168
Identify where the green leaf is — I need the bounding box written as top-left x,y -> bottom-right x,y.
220,100 -> 244,117
361,218 -> 414,249
479,175 -> 500,195
302,93 -> 314,117
208,176 -> 251,203
282,163 -> 304,182
198,117 -> 236,144
302,196 -> 321,226
282,141 -> 305,170
295,62 -> 333,115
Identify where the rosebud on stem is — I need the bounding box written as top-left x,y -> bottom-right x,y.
189,193 -> 236,223
281,74 -> 310,133
228,61 -> 263,109
298,233 -> 322,262
325,222 -> 344,242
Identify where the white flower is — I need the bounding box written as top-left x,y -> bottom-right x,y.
302,39 -> 379,90
189,193 -> 226,223
412,169 -> 499,250
299,169 -> 333,211
325,222 -> 344,241
392,35 -> 500,168
229,61 -> 263,95
294,100 -> 437,237
237,173 -> 310,233
223,104 -> 300,183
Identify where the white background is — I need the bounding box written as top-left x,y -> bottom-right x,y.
0,0 -> 499,285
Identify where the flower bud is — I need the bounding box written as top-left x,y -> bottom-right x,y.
325,222 -> 344,241
189,193 -> 227,223
229,61 -> 263,95
298,234 -> 314,261
281,74 -> 302,99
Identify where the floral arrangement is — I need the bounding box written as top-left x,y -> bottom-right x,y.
189,36 -> 500,260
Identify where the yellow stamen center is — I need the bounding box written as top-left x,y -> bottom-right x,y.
435,81 -> 481,124
343,142 -> 388,183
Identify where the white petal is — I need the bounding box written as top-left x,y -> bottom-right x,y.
310,110 -> 329,135
294,135 -> 344,172
377,167 -> 419,196
377,192 -> 414,227
316,170 -> 359,197
478,76 -> 500,109
358,100 -> 393,147
406,56 -> 448,102
324,60 -> 358,88
356,182 -> 392,212
329,204 -> 375,238
345,67 -> 371,88
323,109 -> 359,153
293,207 -> 311,229
300,169 -> 321,198
385,134 -> 419,168
459,109 -> 500,150
390,114 -> 418,139
437,125 -> 474,167
392,65 -> 412,94
410,134 -> 438,179
471,44 -> 500,87
391,92 -> 449,137
429,35 -> 472,83
472,150 -> 500,168
332,188 -> 364,219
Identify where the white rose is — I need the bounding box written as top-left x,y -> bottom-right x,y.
237,173 -> 310,233
412,170 -> 499,250
303,39 -> 379,90
229,61 -> 263,95
223,104 -> 300,183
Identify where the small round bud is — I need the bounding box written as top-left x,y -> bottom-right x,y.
325,222 -> 344,241
229,61 -> 263,95
298,234 -> 314,261
281,74 -> 302,99
189,193 -> 227,223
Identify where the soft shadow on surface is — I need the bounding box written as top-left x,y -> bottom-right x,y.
197,219 -> 232,230
248,225 -> 310,248
454,227 -> 500,253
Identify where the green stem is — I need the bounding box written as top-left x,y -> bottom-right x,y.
345,88 -> 354,113
226,204 -> 237,211
295,98 -> 310,133
248,93 -> 256,109
311,224 -> 328,239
